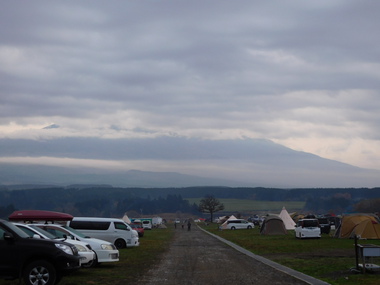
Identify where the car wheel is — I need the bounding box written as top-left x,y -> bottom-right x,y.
23,260 -> 56,285
82,253 -> 98,268
247,226 -> 252,229
231,226 -> 236,230
115,238 -> 126,249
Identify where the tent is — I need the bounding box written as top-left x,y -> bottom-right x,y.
335,213 -> 380,239
220,215 -> 238,230
122,213 -> 131,224
279,207 -> 296,230
350,219 -> 380,239
260,216 -> 287,235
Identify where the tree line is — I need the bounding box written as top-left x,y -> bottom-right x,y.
0,186 -> 379,219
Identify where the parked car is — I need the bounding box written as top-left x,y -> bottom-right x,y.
67,217 -> 140,248
33,223 -> 119,266
248,215 -> 261,226
221,219 -> 254,230
130,223 -> 145,237
14,223 -> 96,268
0,219 -> 81,285
295,219 -> 321,239
317,217 -> 331,234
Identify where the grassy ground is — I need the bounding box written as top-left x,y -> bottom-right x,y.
0,227 -> 174,285
200,224 -> 380,285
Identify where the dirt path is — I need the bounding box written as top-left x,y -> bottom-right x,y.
140,225 -> 328,285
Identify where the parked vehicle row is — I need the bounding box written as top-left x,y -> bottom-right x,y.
0,219 -> 81,285
35,223 -> 120,265
1,210 -> 144,284
14,223 -> 97,267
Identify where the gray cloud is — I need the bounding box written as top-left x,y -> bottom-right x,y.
1,0 -> 380,172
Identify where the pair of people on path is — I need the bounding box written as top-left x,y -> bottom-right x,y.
174,220 -> 191,230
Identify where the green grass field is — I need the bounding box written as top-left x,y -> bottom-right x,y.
201,224 -> 380,285
186,198 -> 305,213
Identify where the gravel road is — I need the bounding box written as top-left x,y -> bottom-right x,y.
140,224 -> 328,285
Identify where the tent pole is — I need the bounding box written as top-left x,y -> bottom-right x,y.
354,235 -> 359,271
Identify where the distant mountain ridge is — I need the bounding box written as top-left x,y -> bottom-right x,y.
0,137 -> 379,188
0,165 -> 242,188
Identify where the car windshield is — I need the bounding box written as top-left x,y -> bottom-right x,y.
29,225 -> 59,239
62,225 -> 88,238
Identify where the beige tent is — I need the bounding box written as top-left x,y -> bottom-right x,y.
279,207 -> 296,230
335,213 -> 380,239
122,213 -> 131,224
220,215 -> 238,230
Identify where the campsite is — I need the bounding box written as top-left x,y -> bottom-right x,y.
2,207 -> 380,285
203,221 -> 380,285
2,210 -> 380,285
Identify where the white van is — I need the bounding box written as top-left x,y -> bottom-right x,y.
68,217 -> 140,249
220,219 -> 254,230
295,219 -> 321,239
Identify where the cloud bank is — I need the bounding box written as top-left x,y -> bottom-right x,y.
1,0 -> 380,176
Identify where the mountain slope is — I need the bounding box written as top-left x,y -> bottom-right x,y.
0,137 -> 379,188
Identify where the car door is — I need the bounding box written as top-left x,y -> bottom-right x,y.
240,220 -> 248,229
0,225 -> 19,277
114,222 -> 131,245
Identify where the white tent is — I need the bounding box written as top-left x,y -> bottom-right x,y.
122,213 -> 131,224
220,215 -> 238,229
279,207 -> 296,230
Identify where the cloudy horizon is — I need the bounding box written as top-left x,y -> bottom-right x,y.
1,0 -> 380,176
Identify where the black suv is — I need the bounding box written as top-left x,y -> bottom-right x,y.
0,219 -> 81,285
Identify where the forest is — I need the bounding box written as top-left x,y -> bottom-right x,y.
0,185 -> 379,219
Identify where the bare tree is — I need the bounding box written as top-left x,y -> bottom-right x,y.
198,195 -> 225,223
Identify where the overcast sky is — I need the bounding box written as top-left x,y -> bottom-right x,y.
1,0 -> 380,172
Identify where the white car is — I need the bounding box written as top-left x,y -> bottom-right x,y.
67,217 -> 139,248
295,219 -> 321,239
14,223 -> 96,267
221,219 -> 254,230
33,224 -> 119,266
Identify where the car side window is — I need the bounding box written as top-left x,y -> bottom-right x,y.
114,222 -> 129,231
18,227 -> 36,237
0,227 -> 5,240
